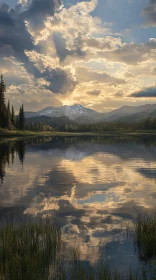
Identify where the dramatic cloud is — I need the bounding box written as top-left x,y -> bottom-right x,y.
76,67 -> 126,84
53,32 -> 86,61
142,0 -> 156,27
21,0 -> 63,41
87,89 -> 101,96
0,0 -> 156,111
6,81 -> 63,112
130,86 -> 156,98
42,68 -> 77,94
25,50 -> 77,94
99,39 -> 156,65
0,1 -> 77,99
82,36 -> 122,51
23,0 -> 62,20
0,4 -> 33,59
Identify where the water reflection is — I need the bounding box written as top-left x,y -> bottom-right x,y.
0,136 -> 156,271
0,140 -> 25,184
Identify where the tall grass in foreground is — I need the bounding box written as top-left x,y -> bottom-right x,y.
0,219 -> 155,280
132,210 -> 156,262
0,220 -> 61,280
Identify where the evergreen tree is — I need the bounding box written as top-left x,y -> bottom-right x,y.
18,106 -> 22,129
6,100 -> 11,128
0,75 -> 7,128
18,104 -> 25,130
18,106 -> 21,128
11,105 -> 16,127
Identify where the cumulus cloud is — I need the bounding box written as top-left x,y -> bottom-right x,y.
7,81 -> 63,112
42,68 -> 77,94
142,0 -> 156,27
0,0 -> 77,99
53,32 -> 86,61
25,50 -> 77,94
87,89 -> 101,96
76,67 -> 126,84
0,0 -> 156,111
22,0 -> 63,28
0,4 -> 33,60
0,56 -> 32,87
39,0 -> 108,50
82,36 -> 122,51
130,86 -> 156,98
99,40 -> 156,65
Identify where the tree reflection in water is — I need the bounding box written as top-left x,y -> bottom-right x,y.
0,140 -> 25,185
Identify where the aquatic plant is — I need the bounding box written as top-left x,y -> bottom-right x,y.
0,220 -> 61,280
133,209 -> 156,262
0,218 -> 155,280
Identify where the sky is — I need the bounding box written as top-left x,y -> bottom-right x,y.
0,0 -> 156,112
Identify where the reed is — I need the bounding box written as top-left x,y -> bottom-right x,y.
133,210 -> 156,262
0,220 -> 61,280
0,218 -> 155,280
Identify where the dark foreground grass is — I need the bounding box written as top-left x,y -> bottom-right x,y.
133,210 -> 156,262
0,220 -> 61,280
0,219 -> 155,280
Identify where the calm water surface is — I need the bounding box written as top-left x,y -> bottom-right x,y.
0,136 -> 156,272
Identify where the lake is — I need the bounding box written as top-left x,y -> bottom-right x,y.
0,136 -> 156,273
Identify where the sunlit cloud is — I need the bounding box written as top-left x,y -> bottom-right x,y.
0,0 -> 156,111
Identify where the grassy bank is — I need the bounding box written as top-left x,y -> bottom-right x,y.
1,128 -> 156,139
0,218 -> 156,280
0,128 -> 45,137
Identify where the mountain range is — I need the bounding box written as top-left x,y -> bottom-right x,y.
25,104 -> 156,124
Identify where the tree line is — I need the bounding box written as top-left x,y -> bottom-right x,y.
58,119 -> 156,132
25,117 -> 156,132
0,75 -> 25,130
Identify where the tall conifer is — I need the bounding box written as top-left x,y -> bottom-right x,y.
7,101 -> 11,128
0,75 -> 7,127
19,104 -> 25,130
11,105 -> 16,127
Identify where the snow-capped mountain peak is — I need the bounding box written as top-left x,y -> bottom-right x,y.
25,104 -> 99,120
25,103 -> 156,123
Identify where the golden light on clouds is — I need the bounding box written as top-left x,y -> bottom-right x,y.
0,0 -> 155,111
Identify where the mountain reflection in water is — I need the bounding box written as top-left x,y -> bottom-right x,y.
0,136 -> 156,272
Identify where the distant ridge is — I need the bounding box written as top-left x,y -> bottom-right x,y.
25,104 -> 99,120
25,103 -> 156,124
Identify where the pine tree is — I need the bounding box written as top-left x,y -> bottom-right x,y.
18,104 -> 25,130
11,105 -> 16,127
0,75 -> 7,128
18,106 -> 22,129
6,101 -> 11,128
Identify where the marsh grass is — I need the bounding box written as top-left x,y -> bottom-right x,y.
0,219 -> 155,280
132,210 -> 156,262
0,220 -> 61,280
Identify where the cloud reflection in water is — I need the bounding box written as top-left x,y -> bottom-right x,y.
0,137 -> 156,268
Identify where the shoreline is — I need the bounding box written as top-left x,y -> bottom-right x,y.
1,129 -> 156,141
